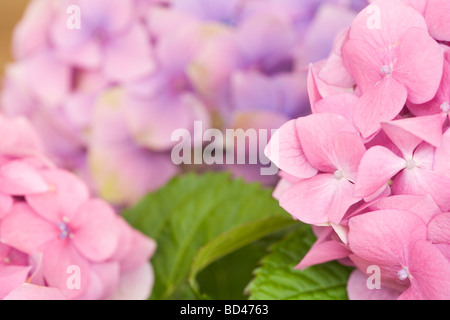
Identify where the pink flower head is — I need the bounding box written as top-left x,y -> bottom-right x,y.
355,119 -> 450,211
342,0 -> 444,138
407,51 -> 450,124
347,209 -> 450,300
3,284 -> 66,300
0,116 -> 156,300
267,0 -> 450,300
266,113 -> 366,225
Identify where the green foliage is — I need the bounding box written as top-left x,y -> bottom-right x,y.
247,225 -> 353,300
123,172 -> 295,300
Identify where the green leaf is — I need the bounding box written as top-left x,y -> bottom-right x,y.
189,215 -> 297,298
122,172 -> 293,300
247,225 -> 353,300
195,240 -> 272,300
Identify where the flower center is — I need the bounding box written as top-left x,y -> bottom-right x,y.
405,158 -> 416,170
333,169 -> 344,180
380,64 -> 392,76
397,267 -> 410,281
58,217 -> 72,240
441,102 -> 450,113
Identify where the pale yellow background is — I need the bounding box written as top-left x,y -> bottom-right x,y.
0,0 -> 29,77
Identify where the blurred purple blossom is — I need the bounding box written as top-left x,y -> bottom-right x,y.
1,0 -> 367,206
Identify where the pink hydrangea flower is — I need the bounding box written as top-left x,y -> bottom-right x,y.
0,115 -> 156,300
347,209 -> 450,300
342,0 -> 444,138
266,113 -> 366,225
266,0 -> 450,300
1,0 -> 367,204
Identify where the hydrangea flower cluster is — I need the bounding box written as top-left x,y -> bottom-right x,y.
265,0 -> 450,299
0,115 -> 155,300
1,0 -> 367,206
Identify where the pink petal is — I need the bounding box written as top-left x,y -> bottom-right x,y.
425,0 -> 450,41
381,114 -> 443,158
103,25 -> 155,82
402,0 -> 427,14
347,269 -> 401,300
3,283 -> 66,300
406,53 -> 450,116
296,113 -> 357,172
403,240 -> 450,300
26,169 -> 89,223
296,240 -> 350,270
428,213 -> 450,244
349,254 -> 408,293
118,227 -> 156,272
332,132 -> 366,181
412,141 -> 435,170
0,193 -> 13,219
280,173 -> 360,225
434,244 -> 450,261
0,265 -> 31,299
349,0 -> 427,47
318,28 -> 355,88
27,252 -> 45,286
307,63 -> 323,107
392,168 -> 450,212
50,1 -> 91,48
364,185 -> 392,203
0,203 -> 57,254
124,92 -> 209,152
307,62 -> 351,107
370,195 -> 442,224
41,240 -> 91,300
0,116 -> 44,157
79,262 -> 120,300
342,38 -> 383,93
90,90 -> 179,206
79,0 -> 134,34
434,129 -> 450,178
0,160 -> 49,195
108,262 -> 154,300
272,177 -> 295,201
188,32 -> 241,106
314,93 -> 358,124
354,146 -> 405,198
88,142 -> 178,206
394,28 -> 444,104
0,243 -> 29,266
55,39 -> 102,69
235,13 -> 296,71
352,77 -> 408,138
22,51 -> 71,106
348,209 -> 427,268
264,120 -> 318,179
71,199 -> 120,262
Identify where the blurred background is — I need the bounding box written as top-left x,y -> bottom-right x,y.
0,0 -> 28,77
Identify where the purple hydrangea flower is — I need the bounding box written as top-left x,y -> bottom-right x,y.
1,0 -> 367,205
